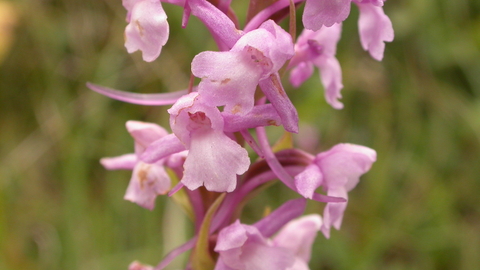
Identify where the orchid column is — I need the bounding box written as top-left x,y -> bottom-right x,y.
88,0 -> 393,269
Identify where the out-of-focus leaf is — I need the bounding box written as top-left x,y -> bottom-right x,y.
191,193 -> 226,270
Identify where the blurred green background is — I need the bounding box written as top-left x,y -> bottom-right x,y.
1,0 -> 479,269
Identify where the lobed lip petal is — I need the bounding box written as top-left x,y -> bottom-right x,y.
321,188 -> 348,238
124,162 -> 171,210
124,0 -> 169,62
357,2 -> 394,61
315,55 -> 344,109
181,129 -> 249,192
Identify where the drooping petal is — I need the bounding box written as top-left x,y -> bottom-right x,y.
321,188 -> 348,238
124,161 -> 171,210
315,55 -> 344,109
100,154 -> 137,170
303,0 -> 351,30
273,214 -> 322,262
356,2 -> 394,61
125,0 -> 169,62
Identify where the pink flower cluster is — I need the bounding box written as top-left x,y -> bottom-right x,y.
88,0 -> 393,269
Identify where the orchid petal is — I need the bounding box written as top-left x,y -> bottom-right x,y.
273,214 -> 322,262
321,188 -> 348,238
86,83 -> 188,106
222,104 -> 282,132
182,129 -> 249,192
100,154 -> 137,170
316,56 -> 344,109
254,198 -> 307,238
124,0 -> 169,62
357,2 -> 394,61
259,74 -> 299,133
124,161 -> 171,210
294,164 -> 323,199
141,133 -> 186,164
303,0 -> 351,30
126,120 -> 169,155
289,62 -> 314,87
315,143 -> 376,190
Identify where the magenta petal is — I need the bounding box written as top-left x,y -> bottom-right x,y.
192,51 -> 261,114
289,62 -> 314,87
215,221 -> 295,270
321,188 -> 348,238
294,164 -> 323,199
86,82 -> 188,106
259,74 -> 299,133
303,0 -> 351,30
126,120 -> 169,155
273,214 -> 322,262
100,154 -> 137,170
254,198 -> 307,238
214,259 -> 235,270
128,261 -> 153,270
124,0 -> 169,62
188,0 -> 242,49
222,104 -> 282,132
316,56 -> 344,109
315,143 -> 376,191
237,242 -> 295,270
182,130 -> 249,192
258,20 -> 295,69
357,3 -> 394,61
140,133 -> 186,164
124,162 -> 171,210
